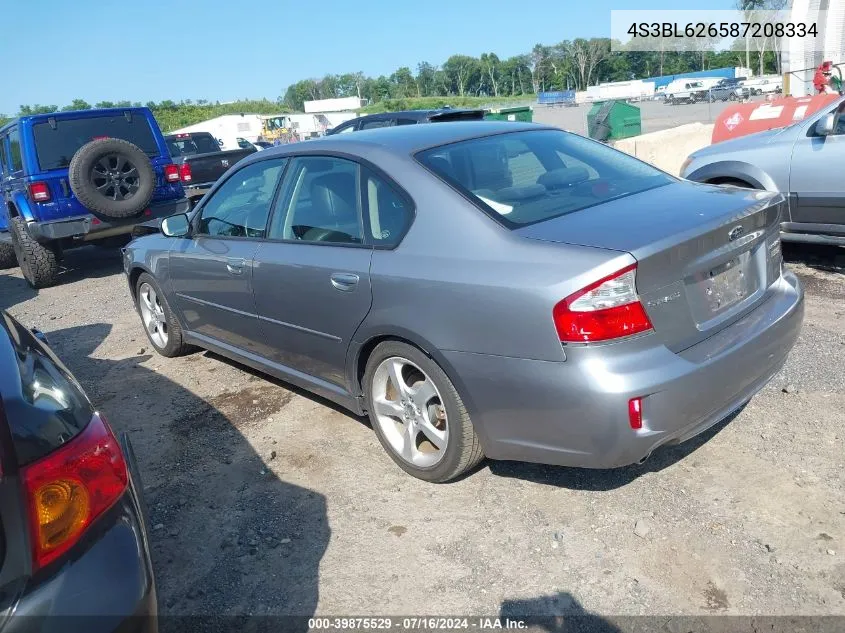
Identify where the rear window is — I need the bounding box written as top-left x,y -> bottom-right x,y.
417,129 -> 673,228
1,314 -> 94,466
430,110 -> 485,122
33,113 -> 159,171
166,134 -> 221,156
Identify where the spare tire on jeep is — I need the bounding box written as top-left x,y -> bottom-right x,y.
68,138 -> 155,219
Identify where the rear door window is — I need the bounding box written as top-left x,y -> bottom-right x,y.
32,114 -> 159,171
361,119 -> 392,130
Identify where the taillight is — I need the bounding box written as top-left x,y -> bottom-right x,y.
21,412 -> 128,572
28,182 -> 52,203
163,164 -> 180,183
179,162 -> 192,183
553,264 -> 653,343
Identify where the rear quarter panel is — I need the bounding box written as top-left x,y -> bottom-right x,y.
350,148 -> 631,364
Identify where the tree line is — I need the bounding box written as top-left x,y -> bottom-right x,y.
2,37 -> 780,131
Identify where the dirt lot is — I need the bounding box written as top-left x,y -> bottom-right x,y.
1,243 -> 844,626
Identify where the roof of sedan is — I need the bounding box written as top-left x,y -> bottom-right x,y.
254,121 -> 554,158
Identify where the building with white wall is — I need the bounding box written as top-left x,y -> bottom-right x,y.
784,0 -> 845,95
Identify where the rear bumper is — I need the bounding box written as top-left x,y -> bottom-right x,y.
182,182 -> 214,201
5,435 -> 157,633
445,271 -> 804,469
26,198 -> 190,244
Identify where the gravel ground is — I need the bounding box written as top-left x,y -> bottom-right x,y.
1,242 -> 843,627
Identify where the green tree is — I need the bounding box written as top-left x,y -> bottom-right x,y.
61,99 -> 92,111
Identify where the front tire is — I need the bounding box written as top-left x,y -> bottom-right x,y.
10,217 -> 59,288
363,341 -> 485,482
135,273 -> 192,357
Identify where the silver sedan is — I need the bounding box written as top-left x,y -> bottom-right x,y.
123,121 -> 804,482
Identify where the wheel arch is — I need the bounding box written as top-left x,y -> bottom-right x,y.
686,160 -> 777,192
349,329 -> 478,415
348,328 -> 491,454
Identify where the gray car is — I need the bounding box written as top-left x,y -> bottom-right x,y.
682,96 -> 845,247
123,121 -> 804,482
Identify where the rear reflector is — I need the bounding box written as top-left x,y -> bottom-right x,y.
163,164 -> 180,183
28,182 -> 51,203
628,397 -> 643,430
553,264 -> 653,343
179,162 -> 193,183
21,412 -> 128,572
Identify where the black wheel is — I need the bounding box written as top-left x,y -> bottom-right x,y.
729,93 -> 738,101
69,138 -> 155,220
0,240 -> 16,270
135,273 -> 193,357
9,217 -> 59,288
363,341 -> 485,482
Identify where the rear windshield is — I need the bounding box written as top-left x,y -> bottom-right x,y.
1,314 -> 93,466
33,113 -> 159,171
166,134 -> 221,156
417,129 -> 673,228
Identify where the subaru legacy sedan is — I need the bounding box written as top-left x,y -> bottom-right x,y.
123,122 -> 804,483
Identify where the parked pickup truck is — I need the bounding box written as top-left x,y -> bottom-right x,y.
165,131 -> 257,205
0,107 -> 189,288
707,78 -> 751,102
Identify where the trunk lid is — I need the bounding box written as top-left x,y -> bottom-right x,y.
516,181 -> 785,351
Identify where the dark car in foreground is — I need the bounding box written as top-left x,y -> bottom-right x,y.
681,95 -> 845,247
0,108 -> 189,288
165,131 -> 257,206
123,121 -> 804,483
325,108 -> 485,135
0,312 -> 156,632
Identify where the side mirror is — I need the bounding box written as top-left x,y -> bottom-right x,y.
161,213 -> 190,238
816,112 -> 836,136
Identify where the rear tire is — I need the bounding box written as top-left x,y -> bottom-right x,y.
135,272 -> 193,357
9,217 -> 59,288
363,341 -> 485,483
0,240 -> 16,270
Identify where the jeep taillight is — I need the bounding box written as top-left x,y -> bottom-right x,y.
163,164 -> 180,183
28,182 -> 51,203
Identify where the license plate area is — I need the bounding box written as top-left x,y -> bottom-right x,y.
686,250 -> 759,326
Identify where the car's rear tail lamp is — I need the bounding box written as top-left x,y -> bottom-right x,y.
175,133 -> 191,139
553,264 -> 653,343
21,412 -> 128,572
628,397 -> 643,430
28,182 -> 51,203
179,162 -> 193,183
163,164 -> 180,183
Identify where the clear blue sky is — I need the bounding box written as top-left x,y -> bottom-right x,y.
0,0 -> 729,114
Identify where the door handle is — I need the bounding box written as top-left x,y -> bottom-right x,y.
226,257 -> 245,275
330,272 -> 359,291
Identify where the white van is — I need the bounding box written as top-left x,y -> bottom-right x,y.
664,80 -> 707,105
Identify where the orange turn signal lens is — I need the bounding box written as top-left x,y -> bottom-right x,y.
33,479 -> 90,553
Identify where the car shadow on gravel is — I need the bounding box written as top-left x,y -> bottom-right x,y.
500,592 -> 622,632
45,323 -> 329,633
487,408 -> 741,491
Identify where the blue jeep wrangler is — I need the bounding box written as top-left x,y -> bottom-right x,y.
0,107 -> 189,288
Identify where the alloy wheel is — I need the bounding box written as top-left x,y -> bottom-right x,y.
370,356 -> 449,468
138,282 -> 169,348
